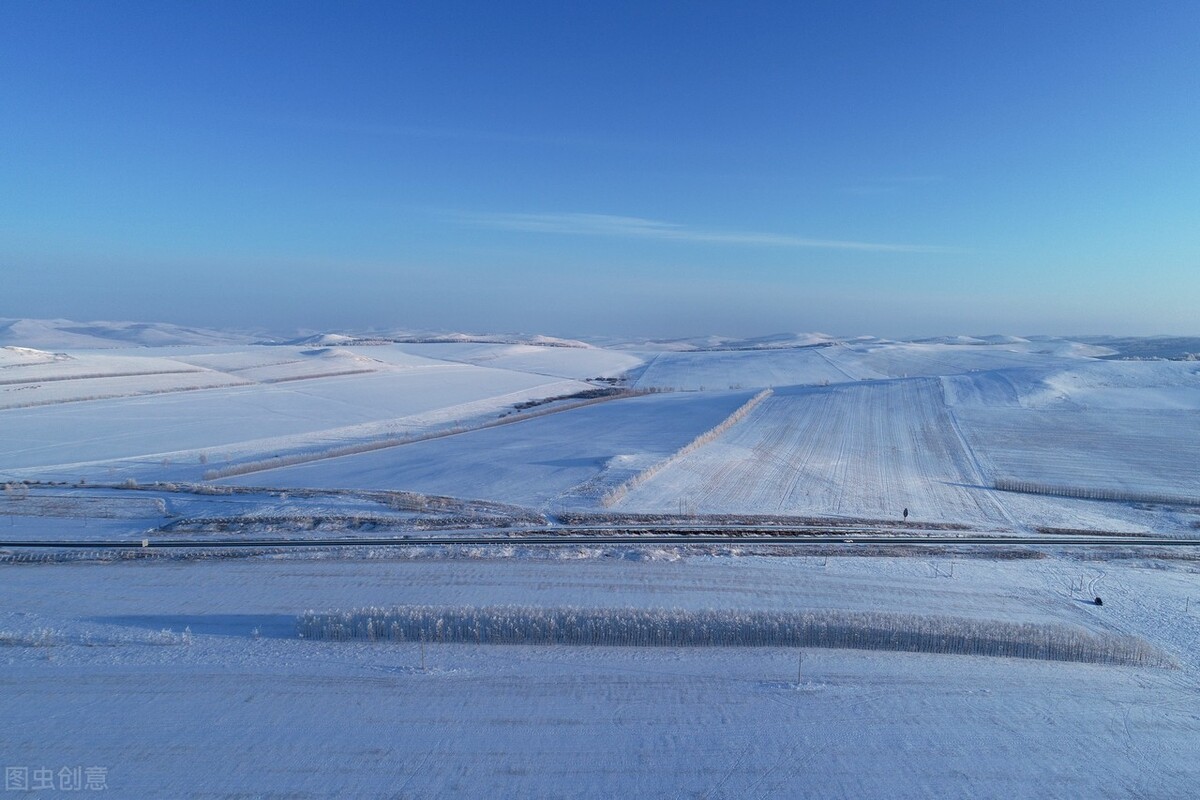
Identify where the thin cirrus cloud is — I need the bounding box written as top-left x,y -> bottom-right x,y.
461,211 -> 953,253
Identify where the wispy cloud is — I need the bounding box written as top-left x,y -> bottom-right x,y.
461,211 -> 953,253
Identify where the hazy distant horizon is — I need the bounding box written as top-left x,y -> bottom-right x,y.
5,292 -> 1198,343
2,315 -> 1196,348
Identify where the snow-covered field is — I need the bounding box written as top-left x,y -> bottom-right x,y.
4,319 -> 1200,797
0,354 -> 591,481
3,553 -> 1200,797
235,390 -> 755,508
614,378 -> 1011,525
631,346 -> 853,390
390,341 -> 645,380
4,324 -> 1197,531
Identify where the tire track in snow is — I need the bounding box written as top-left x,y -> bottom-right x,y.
939,385 -> 1018,529
813,346 -> 860,382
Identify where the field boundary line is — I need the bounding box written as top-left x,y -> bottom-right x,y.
202,389 -> 646,481
601,388 -> 772,507
941,394 -> 1018,527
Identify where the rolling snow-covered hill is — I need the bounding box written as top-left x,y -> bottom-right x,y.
2,320 -> 1198,534
4,320 -> 1200,799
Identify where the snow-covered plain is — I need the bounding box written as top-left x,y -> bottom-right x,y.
4,321 -> 1200,797
232,390 -> 756,509
389,341 -> 645,380
631,346 -> 853,390
613,378 -> 1011,525
4,325 -> 1197,529
3,553 -> 1200,798
0,354 -> 591,480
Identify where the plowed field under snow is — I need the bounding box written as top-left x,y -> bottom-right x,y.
615,378 -> 1011,526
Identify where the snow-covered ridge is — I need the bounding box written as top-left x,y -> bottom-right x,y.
284,330 -> 594,349
0,318 -> 257,349
2,319 -> 1198,537
0,346 -> 70,367
601,332 -> 841,351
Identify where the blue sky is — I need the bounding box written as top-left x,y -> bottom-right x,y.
2,1 -> 1197,337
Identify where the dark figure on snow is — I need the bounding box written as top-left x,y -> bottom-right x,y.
1094,597 -> 1103,606
902,508 -> 909,520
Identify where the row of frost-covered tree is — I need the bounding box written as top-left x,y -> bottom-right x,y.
298,605 -> 1168,667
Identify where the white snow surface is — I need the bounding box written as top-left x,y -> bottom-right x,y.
0,350 -> 591,479
0,318 -> 257,348
4,322 -> 1200,796
0,328 -> 1197,530
2,554 -> 1199,798
387,341 -> 645,379
614,378 -> 1012,525
228,390 -> 755,507
632,346 -> 853,390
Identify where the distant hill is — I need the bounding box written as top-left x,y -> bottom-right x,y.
1075,336 -> 1200,361
600,332 -> 843,351
281,330 -> 594,348
0,318 -> 259,349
